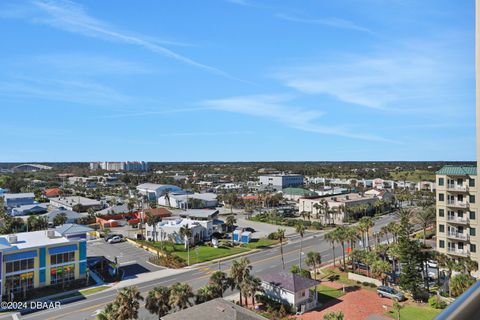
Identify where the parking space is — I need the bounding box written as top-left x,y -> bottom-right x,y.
234,216 -> 296,239
87,240 -> 163,278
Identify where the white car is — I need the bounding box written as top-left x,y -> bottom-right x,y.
427,260 -> 438,268
108,236 -> 123,244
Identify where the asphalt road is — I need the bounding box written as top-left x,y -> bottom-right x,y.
14,213 -> 399,320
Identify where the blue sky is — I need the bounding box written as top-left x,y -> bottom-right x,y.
0,0 -> 475,162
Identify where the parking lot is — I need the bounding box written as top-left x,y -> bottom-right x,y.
234,216 -> 296,239
88,239 -> 163,278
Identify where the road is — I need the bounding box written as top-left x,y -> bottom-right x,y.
12,213 -> 399,320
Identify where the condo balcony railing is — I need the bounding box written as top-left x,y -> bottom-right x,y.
447,232 -> 469,241
447,215 -> 469,224
435,280 -> 480,320
447,184 -> 468,191
446,200 -> 469,208
447,248 -> 469,257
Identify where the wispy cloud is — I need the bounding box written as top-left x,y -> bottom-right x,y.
202,94 -> 393,142
276,13 -> 371,33
226,0 -> 257,7
2,0 -> 238,80
103,107 -> 208,118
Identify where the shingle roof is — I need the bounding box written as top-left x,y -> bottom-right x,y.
261,271 -> 319,293
436,166 -> 477,176
161,298 -> 267,320
55,223 -> 93,235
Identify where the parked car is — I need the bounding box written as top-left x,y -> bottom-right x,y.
244,227 -> 255,233
377,286 -> 405,301
105,234 -> 123,242
212,232 -> 225,239
427,260 -> 438,268
108,236 -> 124,244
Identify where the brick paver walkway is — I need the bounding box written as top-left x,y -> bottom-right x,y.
297,282 -> 393,320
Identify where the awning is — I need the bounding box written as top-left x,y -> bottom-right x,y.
4,250 -> 37,262
48,244 -> 77,255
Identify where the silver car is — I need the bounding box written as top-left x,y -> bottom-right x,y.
377,286 -> 405,301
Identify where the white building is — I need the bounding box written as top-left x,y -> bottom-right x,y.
136,183 -> 185,200
145,218 -> 213,244
90,161 -> 148,172
49,196 -> 103,212
259,174 -> 304,189
158,193 -> 217,209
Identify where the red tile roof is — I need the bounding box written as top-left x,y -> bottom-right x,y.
44,188 -> 61,197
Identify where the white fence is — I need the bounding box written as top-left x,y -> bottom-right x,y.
348,272 -> 382,286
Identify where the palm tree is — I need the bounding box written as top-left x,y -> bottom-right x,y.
295,223 -> 306,268
195,284 -> 220,304
114,287 -> 144,320
225,215 -> 236,243
179,224 -> 192,264
380,225 -> 390,244
358,216 -> 374,250
208,271 -> 233,297
371,259 -> 393,285
145,286 -> 171,319
450,274 -> 476,297
276,228 -> 286,269
461,257 -> 479,276
97,302 -> 118,320
313,203 -> 321,220
335,226 -> 349,269
169,282 -> 194,311
324,230 -> 337,267
393,301 -> 403,320
413,206 -> 436,245
241,275 -> 262,307
305,251 -> 321,280
146,212 -> 162,242
230,258 -> 252,306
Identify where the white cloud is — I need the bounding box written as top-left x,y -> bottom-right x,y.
202,94 -> 393,142
4,0 -> 238,80
276,13 -> 371,33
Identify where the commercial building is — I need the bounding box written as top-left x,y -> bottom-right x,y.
435,166 -> 478,264
11,164 -> 52,172
136,183 -> 185,200
2,193 -> 35,212
89,161 -> 148,172
158,192 -> 217,209
259,174 -> 304,189
11,204 -> 48,217
49,196 -> 103,212
0,224 -> 90,300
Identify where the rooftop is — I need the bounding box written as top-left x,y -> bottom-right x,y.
261,271 -> 319,293
179,209 -> 219,219
55,223 -> 93,235
282,187 -> 317,196
161,298 -> 267,320
50,196 -> 102,206
436,165 -> 477,176
0,230 -> 70,252
3,193 -> 35,200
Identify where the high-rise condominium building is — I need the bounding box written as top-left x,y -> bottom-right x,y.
436,166 -> 478,265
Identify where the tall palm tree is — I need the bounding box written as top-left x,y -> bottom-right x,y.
114,286 -> 144,320
229,258 -> 252,306
179,224 -> 192,264
324,230 -> 337,267
313,203 -> 321,220
295,223 -> 306,268
358,216 -> 374,250
225,215 -> 236,243
371,259 -> 393,285
305,251 -> 322,280
146,212 -> 162,242
169,282 -> 194,311
97,302 -> 118,320
380,225 -> 390,244
413,206 -> 436,245
276,228 -> 286,269
335,226 -> 349,269
195,284 -> 220,304
208,271 -> 233,297
145,286 -> 171,319
242,275 -> 262,307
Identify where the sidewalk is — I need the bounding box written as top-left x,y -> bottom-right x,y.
110,268 -> 191,290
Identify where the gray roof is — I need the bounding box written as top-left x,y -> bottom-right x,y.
161,298 -> 267,320
3,193 -> 35,200
44,209 -> 86,222
55,223 -> 93,235
96,204 -> 129,215
261,271 -> 319,293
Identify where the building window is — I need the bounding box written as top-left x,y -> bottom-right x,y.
470,179 -> 476,187
50,251 -> 75,265
439,209 -> 444,217
439,224 -> 444,233
438,194 -> 444,202
471,244 -> 477,253
5,258 -> 34,274
50,265 -> 75,285
439,240 -> 445,248
438,178 -> 444,186
5,273 -> 34,295
470,228 -> 476,236
469,195 -> 476,204
470,211 -> 476,220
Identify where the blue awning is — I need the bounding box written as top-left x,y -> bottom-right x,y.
4,250 -> 37,262
48,244 -> 78,255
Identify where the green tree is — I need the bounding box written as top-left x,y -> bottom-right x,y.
114,287 -> 144,320
276,228 -> 286,269
195,284 -> 220,304
295,223 -> 306,268
358,216 -> 374,250
225,215 -> 236,243
393,301 -> 403,320
450,274 -> 476,297
230,257 -> 252,306
413,206 -> 436,245
305,251 -> 322,280
323,311 -> 344,320
324,230 -> 337,267
145,286 -> 171,319
53,212 -> 68,226
97,302 -> 118,320
169,282 -> 194,311
208,271 -> 233,298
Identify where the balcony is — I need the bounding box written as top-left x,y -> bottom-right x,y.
447,200 -> 469,209
447,216 -> 470,225
447,184 -> 468,192
447,248 -> 469,257
447,232 -> 469,241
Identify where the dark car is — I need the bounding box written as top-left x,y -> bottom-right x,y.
244,227 -> 255,233
212,232 -> 225,239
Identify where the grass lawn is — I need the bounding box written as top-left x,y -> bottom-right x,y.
79,285 -> 110,295
316,284 -> 345,304
242,238 -> 279,249
385,304 -> 442,320
172,245 -> 250,264
390,170 -> 435,183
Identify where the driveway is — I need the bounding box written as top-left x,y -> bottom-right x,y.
87,240 -> 163,278
235,217 -> 296,239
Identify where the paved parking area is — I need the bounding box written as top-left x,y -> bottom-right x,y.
87,240 -> 163,278
235,216 -> 296,239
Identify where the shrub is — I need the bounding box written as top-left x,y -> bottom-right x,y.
428,296 -> 447,309
267,232 -> 279,240
311,221 -> 323,230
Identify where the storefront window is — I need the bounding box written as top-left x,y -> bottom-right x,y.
5,258 -> 34,274
50,265 -> 75,285
5,272 -> 34,294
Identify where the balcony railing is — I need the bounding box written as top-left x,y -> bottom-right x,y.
447,248 -> 469,257
447,216 -> 469,224
447,232 -> 469,241
447,184 -> 468,191
447,201 -> 469,208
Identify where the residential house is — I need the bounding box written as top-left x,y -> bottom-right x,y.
49,197 -> 103,212
2,193 -> 35,212
11,204 -> 48,216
